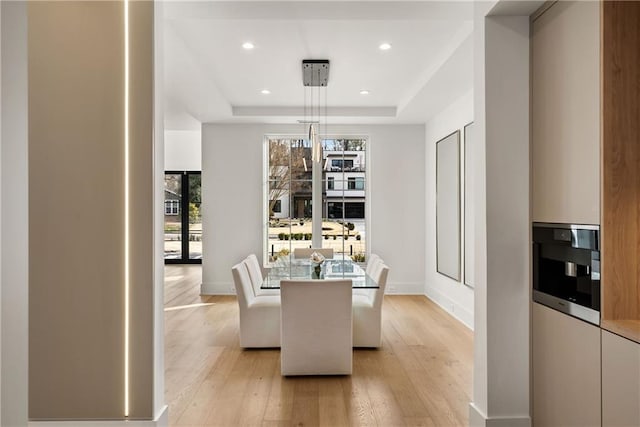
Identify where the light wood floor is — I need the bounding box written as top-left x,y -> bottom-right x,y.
165,265 -> 473,427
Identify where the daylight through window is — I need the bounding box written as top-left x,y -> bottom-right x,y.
266,137 -> 367,262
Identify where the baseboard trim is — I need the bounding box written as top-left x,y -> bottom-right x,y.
384,281 -> 424,295
154,406 -> 168,427
201,281 -> 235,295
469,403 -> 488,427
469,403 -> 531,427
30,406 -> 168,427
424,286 -> 474,330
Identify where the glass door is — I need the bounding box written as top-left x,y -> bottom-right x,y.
165,171 -> 202,264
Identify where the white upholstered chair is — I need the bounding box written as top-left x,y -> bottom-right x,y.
353,254 -> 381,299
353,263 -> 389,348
365,253 -> 381,276
280,279 -> 353,375
244,254 -> 279,296
292,247 -> 334,259
231,262 -> 280,348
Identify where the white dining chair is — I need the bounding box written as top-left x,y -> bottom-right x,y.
292,247 -> 334,259
280,279 -> 353,375
245,254 -> 279,296
365,253 -> 381,276
353,253 -> 381,298
353,263 -> 389,348
231,262 -> 281,348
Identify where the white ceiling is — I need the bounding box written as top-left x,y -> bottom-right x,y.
163,1 -> 475,129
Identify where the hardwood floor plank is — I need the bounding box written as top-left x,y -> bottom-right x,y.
263,368 -> 295,422
237,350 -> 280,426
203,349 -> 260,426
165,265 -> 203,307
318,378 -> 351,427
341,362 -> 377,426
164,266 -> 473,427
357,351 -> 407,426
260,422 -> 290,427
378,340 -> 430,418
166,346 -> 224,425
404,416 -> 437,427
172,378 -> 217,427
290,377 -> 320,426
173,347 -> 243,426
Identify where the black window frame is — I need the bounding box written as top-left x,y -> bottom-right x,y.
165,171 -> 202,265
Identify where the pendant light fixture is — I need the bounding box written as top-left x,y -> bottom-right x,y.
302,59 -> 329,249
302,59 -> 329,163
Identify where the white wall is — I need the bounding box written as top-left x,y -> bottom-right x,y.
202,123 -> 426,295
1,2 -> 28,425
164,129 -> 201,171
153,2 -> 167,420
470,7 -> 532,426
425,90 -> 474,329
471,4 -> 490,420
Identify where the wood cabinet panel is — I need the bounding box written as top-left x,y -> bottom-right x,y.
601,0 -> 640,323
602,330 -> 640,427
532,303 -> 601,427
531,1 -> 600,225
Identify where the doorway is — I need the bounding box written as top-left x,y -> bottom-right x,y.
164,171 -> 202,264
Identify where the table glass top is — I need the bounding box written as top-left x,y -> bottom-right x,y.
262,257 -> 378,289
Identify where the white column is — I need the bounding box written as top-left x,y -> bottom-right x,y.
153,0 -> 168,420
470,7 -> 531,427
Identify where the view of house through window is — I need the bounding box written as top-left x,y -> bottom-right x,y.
266,137 -> 367,263
164,171 -> 202,263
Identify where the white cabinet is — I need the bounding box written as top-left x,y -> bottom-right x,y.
531,1 -> 600,225
602,330 -> 640,427
532,303 -> 601,427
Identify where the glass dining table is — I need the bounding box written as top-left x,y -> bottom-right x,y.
261,257 -> 379,289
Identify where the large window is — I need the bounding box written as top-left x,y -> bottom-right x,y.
266,137 -> 367,262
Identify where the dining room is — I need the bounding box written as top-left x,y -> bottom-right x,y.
163,106 -> 472,426
162,1 -> 476,425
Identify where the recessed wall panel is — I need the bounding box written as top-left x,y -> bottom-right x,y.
28,1 -> 155,420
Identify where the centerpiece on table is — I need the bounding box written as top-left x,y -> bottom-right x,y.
310,251 -> 325,278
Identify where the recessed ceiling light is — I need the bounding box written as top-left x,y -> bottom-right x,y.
261,89 -> 271,95
379,42 -> 392,51
360,90 -> 370,95
242,42 -> 255,50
